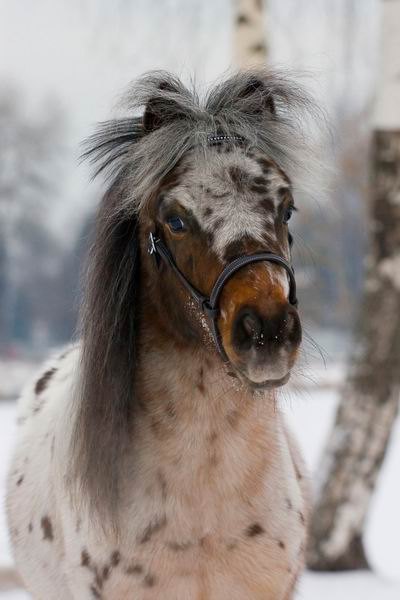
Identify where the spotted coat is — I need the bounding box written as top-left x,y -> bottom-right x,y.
6,343 -> 309,600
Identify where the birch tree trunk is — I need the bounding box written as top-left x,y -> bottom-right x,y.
307,0 -> 400,571
233,0 -> 267,68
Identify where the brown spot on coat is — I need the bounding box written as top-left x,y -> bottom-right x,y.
158,470 -> 168,502
28,523 -> 33,533
246,523 -> 265,537
16,475 -> 24,486
209,449 -> 219,467
294,463 -> 303,481
278,540 -> 286,549
167,541 -> 193,552
90,585 -> 101,598
226,408 -> 241,430
32,399 -> 45,414
250,183 -> 268,194
165,401 -> 176,419
208,431 -> 218,443
257,157 -> 274,175
35,368 -> 57,395
139,516 -> 167,544
81,549 -> 91,567
110,550 -> 121,566
143,573 -> 157,587
94,570 -> 103,590
206,231 -> 215,246
228,165 -> 249,192
259,197 -> 275,213
196,367 -> 205,394
126,563 -> 143,575
41,516 -> 54,541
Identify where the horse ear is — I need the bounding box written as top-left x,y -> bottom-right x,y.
237,76 -> 276,116
143,80 -> 184,132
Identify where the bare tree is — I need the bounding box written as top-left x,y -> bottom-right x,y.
307,0 -> 400,571
233,0 -> 267,68
0,87 -> 65,349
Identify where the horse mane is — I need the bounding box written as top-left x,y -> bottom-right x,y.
70,69 -> 318,524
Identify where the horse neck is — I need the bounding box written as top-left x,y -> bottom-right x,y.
132,301 -> 281,484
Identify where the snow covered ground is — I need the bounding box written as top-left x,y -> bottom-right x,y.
0,365 -> 399,598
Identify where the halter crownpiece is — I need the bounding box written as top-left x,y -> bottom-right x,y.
148,231 -> 297,363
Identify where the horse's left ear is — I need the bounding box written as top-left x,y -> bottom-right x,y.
237,76 -> 276,115
143,79 -> 185,132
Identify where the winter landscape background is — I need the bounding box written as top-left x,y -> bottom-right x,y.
1,0 -> 399,598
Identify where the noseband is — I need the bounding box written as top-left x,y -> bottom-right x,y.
148,232 -> 297,363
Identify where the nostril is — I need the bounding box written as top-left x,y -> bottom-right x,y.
242,313 -> 261,339
233,309 -> 263,352
233,306 -> 301,356
286,307 -> 302,345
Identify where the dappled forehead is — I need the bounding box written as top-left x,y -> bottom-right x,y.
160,145 -> 291,259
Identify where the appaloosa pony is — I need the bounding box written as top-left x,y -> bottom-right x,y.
7,70 -> 314,599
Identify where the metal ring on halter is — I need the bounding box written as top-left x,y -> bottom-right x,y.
147,232 -> 297,363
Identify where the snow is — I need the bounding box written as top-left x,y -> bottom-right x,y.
0,362 -> 38,402
1,366 -> 400,598
298,571 -> 400,600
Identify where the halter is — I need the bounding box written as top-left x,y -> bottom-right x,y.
148,231 -> 297,363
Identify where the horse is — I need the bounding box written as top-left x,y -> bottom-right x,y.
6,70 -> 315,599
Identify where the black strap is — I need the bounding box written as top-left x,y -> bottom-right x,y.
148,233 -> 219,318
148,232 -> 297,362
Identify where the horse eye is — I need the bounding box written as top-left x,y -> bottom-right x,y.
167,216 -> 186,233
283,207 -> 294,224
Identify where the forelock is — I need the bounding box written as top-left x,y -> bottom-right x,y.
161,146 -> 291,259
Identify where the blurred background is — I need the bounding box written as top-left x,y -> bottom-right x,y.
0,0 -> 399,598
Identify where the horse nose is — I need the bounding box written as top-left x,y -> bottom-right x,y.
232,305 -> 301,355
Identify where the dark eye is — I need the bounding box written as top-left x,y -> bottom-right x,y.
283,206 -> 294,224
167,216 -> 186,233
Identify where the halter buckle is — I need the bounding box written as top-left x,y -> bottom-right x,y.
148,232 -> 158,255
148,232 -> 161,268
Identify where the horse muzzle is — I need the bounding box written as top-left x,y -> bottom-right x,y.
148,231 -> 300,387
229,302 -> 302,387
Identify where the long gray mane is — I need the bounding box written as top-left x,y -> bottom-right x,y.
71,70 -> 317,526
